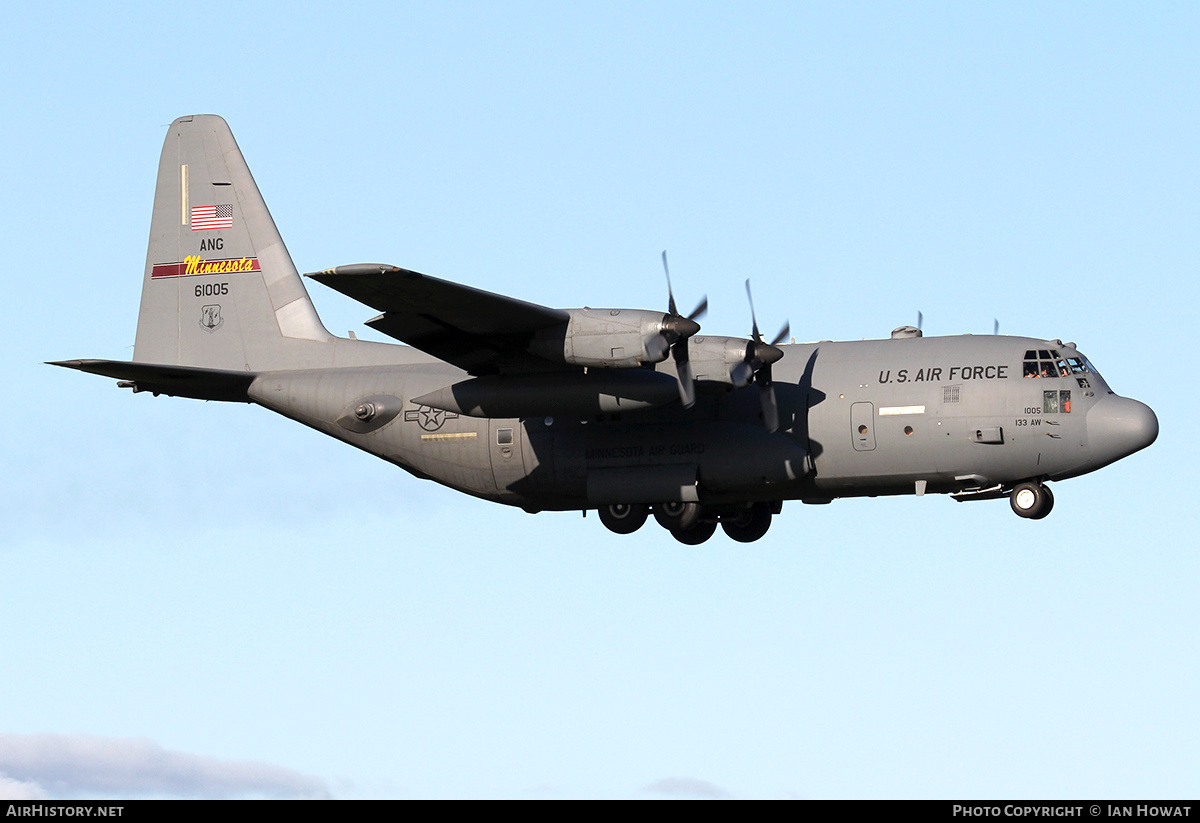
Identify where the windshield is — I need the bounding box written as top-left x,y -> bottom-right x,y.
1021,348 -> 1097,379
1022,347 -> 1103,388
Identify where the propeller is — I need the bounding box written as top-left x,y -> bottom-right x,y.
745,279 -> 788,432
661,251 -> 707,408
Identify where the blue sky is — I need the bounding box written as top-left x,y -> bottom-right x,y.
2,2 -> 1196,799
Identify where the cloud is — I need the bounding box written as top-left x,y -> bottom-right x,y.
0,734 -> 329,800
643,776 -> 731,800
0,774 -> 48,800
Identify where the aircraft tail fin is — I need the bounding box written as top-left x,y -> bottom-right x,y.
133,115 -> 333,371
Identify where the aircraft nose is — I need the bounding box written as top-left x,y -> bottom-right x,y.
1086,395 -> 1158,466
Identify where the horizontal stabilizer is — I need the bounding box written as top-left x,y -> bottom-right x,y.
48,359 -> 255,402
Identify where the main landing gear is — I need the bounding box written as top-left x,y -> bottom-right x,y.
596,501 -> 777,543
1009,481 -> 1054,519
596,503 -> 649,534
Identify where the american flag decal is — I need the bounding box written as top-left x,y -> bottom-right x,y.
190,204 -> 234,231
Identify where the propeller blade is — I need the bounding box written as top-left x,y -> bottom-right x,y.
744,279 -> 786,431
662,250 -> 677,316
745,280 -> 761,342
760,378 -> 780,433
673,343 -> 696,408
729,360 -> 754,388
644,332 -> 670,363
663,251 -> 707,322
770,321 -> 790,347
661,250 -> 703,408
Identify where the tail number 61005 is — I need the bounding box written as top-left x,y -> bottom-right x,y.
195,282 -> 229,297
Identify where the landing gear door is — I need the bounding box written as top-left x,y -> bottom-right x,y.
851,402 -> 876,451
489,419 -> 526,491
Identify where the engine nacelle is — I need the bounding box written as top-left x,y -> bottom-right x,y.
688,335 -> 758,386
527,308 -> 696,369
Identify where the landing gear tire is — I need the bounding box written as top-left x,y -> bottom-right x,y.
1010,482 -> 1054,519
721,503 -> 773,543
598,503 -> 649,534
654,501 -> 702,532
672,520 -> 718,545
1031,486 -> 1054,519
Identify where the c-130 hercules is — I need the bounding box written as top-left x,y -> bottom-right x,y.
53,115 -> 1158,544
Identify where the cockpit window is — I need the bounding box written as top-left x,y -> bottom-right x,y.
1023,348 -> 1093,379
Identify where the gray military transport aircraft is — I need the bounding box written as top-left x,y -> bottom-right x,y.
53,115 -> 1159,544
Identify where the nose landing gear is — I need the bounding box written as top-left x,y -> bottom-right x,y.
1010,481 -> 1054,519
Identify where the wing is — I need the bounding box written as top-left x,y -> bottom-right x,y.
306,264 -> 570,375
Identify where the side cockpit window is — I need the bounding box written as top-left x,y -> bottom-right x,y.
1044,389 -> 1072,413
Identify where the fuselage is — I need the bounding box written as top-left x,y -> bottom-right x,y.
246,332 -> 1158,512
